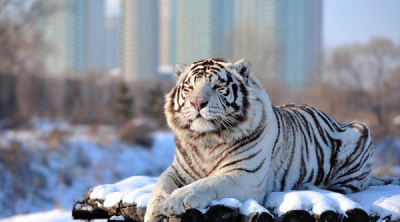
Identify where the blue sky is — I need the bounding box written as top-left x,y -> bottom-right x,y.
106,0 -> 400,49
324,0 -> 400,48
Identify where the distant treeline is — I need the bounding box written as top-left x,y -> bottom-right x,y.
0,74 -> 174,127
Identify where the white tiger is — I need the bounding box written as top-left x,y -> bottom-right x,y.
144,58 -> 399,222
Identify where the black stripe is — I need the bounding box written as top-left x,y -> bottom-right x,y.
171,165 -> 188,185
220,149 -> 262,170
226,158 -> 266,174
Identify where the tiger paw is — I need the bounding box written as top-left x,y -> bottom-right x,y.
161,187 -> 210,216
144,195 -> 167,222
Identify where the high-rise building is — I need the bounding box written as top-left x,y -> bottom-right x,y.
230,0 -> 278,82
173,0 -> 234,65
37,0 -> 118,76
38,0 -> 86,75
276,0 -> 322,87
158,0 -> 174,76
104,15 -> 120,70
120,0 -> 159,82
85,0 -> 106,71
166,0 -> 322,87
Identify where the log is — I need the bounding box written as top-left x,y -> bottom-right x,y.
168,209 -> 205,222
280,210 -> 314,222
237,212 -> 275,222
72,199 -> 397,222
72,208 -> 109,220
72,201 -> 110,220
315,210 -> 342,222
204,205 -> 239,222
344,209 -> 370,222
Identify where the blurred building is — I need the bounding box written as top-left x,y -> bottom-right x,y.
159,0 -> 322,87
104,15 -> 120,70
120,0 -> 159,82
37,0 -> 321,87
276,0 -> 323,87
158,0 -> 174,77
230,0 -> 278,82
172,0 -> 233,65
37,0 -> 119,76
37,0 -> 86,75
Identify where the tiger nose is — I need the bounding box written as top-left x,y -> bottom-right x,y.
191,100 -> 208,111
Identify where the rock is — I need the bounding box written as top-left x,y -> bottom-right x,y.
237,212 -> 275,222
168,209 -> 205,222
280,210 -> 314,222
344,209 -> 369,222
315,210 -> 341,222
204,205 -> 239,222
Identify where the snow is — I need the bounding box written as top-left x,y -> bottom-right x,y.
109,215 -> 125,221
0,209 -> 75,222
210,198 -> 243,209
90,176 -> 157,200
87,177 -> 400,221
266,189 -> 360,216
0,119 -> 175,219
91,176 -> 156,208
1,118 -> 399,221
121,184 -> 155,207
347,185 -> 400,220
241,199 -> 272,216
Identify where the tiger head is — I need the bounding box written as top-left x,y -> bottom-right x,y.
165,58 -> 266,141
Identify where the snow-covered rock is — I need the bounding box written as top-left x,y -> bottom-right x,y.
83,175 -> 400,221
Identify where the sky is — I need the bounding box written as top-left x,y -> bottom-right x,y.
324,0 -> 400,48
106,0 -> 120,16
106,0 -> 400,49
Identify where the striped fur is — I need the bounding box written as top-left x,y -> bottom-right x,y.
144,58 -> 399,222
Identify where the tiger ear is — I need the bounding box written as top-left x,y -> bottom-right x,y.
174,63 -> 187,78
234,59 -> 251,81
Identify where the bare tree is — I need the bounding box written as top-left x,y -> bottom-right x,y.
0,0 -> 51,76
326,37 -> 400,127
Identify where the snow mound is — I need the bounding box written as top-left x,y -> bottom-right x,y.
347,185 -> 400,220
90,176 -> 157,208
266,189 -> 360,216
241,199 -> 272,216
210,198 -> 243,209
0,209 -> 75,222
87,176 -> 400,220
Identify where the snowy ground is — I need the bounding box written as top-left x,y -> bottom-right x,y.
0,119 -> 175,219
0,210 -> 75,222
0,118 -> 399,221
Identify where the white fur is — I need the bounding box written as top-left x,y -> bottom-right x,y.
144,59 -> 374,222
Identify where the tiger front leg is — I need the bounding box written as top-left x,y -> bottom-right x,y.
161,173 -> 265,216
145,167 -> 185,222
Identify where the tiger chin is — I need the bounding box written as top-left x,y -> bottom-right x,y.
144,58 -> 400,222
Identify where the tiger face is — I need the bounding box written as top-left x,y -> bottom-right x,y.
165,58 -> 252,134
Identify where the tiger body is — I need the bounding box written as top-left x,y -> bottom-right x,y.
144,58 -> 395,222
